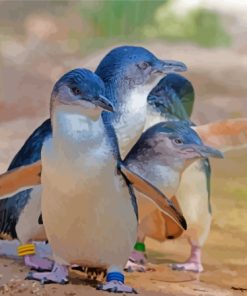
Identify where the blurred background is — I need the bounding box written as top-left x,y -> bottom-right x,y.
0,0 -> 246,295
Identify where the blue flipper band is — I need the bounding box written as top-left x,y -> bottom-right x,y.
106,272 -> 125,283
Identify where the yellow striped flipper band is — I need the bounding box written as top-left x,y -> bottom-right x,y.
17,243 -> 36,256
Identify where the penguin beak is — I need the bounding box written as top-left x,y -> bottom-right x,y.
91,95 -> 115,113
195,145 -> 224,159
153,59 -> 187,74
181,143 -> 223,159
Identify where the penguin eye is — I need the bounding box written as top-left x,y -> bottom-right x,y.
138,62 -> 150,70
71,87 -> 81,96
173,138 -> 183,145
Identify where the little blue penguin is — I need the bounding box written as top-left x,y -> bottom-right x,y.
124,120 -> 223,272
126,73 -> 213,273
0,46 -> 187,271
0,68 -> 186,293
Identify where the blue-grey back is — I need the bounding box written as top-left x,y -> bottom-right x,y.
0,119 -> 52,238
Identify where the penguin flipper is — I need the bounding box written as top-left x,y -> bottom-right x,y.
194,118 -> 247,152
119,163 -> 187,231
161,195 -> 184,239
0,161 -> 41,200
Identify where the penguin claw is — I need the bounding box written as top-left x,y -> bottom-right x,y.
41,277 -> 47,285
25,271 -> 34,280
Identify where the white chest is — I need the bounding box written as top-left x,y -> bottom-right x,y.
41,114 -> 137,268
154,165 -> 180,197
115,88 -> 148,157
145,107 -> 169,131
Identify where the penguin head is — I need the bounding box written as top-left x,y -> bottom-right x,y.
51,68 -> 114,120
148,73 -> 194,120
96,46 -> 187,93
141,121 -> 223,167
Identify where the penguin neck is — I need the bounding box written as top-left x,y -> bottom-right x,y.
127,154 -> 184,197
131,151 -> 186,177
145,105 -> 169,130
103,77 -> 161,156
51,104 -> 105,150
126,136 -> 187,193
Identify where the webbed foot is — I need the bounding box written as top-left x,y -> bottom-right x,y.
26,263 -> 69,284
170,245 -> 203,273
170,262 -> 203,273
129,250 -> 147,265
97,281 -> 137,294
97,271 -> 137,293
125,259 -> 147,272
24,254 -> 54,272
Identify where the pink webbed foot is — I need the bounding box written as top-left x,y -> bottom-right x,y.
129,250 -> 147,265
24,254 -> 54,271
125,249 -> 154,272
170,245 -> 203,273
125,259 -> 147,272
171,262 -> 203,273
26,263 -> 69,284
97,281 -> 137,293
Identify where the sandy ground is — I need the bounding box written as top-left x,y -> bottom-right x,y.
0,39 -> 247,295
0,209 -> 247,296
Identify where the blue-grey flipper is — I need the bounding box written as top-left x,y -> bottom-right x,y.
0,162 -> 42,199
103,120 -> 186,230
118,162 -> 187,231
0,119 -> 51,239
201,159 -> 212,213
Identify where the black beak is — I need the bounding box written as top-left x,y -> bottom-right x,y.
92,95 -> 115,113
195,145 -> 224,159
154,59 -> 187,73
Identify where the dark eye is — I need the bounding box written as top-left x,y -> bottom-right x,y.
174,138 -> 183,144
71,87 -> 81,95
138,62 -> 150,70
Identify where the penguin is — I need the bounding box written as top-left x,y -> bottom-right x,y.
127,73 -> 247,273
125,120 -> 223,272
0,68 -> 187,293
0,46 -> 187,270
126,73 -> 200,270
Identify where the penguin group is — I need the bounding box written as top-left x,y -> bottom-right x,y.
0,45 -> 246,294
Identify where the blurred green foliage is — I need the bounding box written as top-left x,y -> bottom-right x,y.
79,0 -> 165,38
75,0 -> 165,52
145,2 -> 231,47
0,0 -> 231,50
77,0 -> 231,49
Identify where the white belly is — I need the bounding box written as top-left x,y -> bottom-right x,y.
41,137 -> 137,268
16,185 -> 46,243
115,89 -> 148,158
144,109 -> 166,131
177,160 -> 211,245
